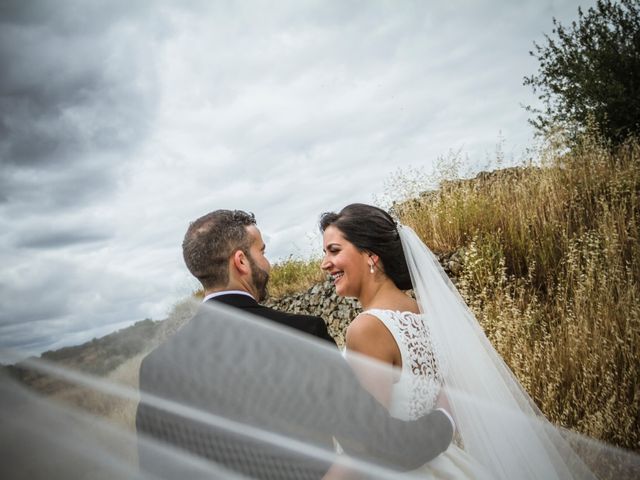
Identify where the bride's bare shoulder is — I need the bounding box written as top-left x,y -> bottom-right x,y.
346,312 -> 400,365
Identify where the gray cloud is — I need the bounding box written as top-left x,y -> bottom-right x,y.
0,23 -> 152,165
0,0 -> 164,214
0,259 -> 73,326
0,0 -> 598,363
0,1 -> 174,362
16,231 -> 109,250
0,250 -> 163,362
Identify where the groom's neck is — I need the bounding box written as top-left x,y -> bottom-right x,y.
204,279 -> 254,299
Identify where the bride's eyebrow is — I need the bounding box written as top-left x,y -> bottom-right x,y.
325,242 -> 341,250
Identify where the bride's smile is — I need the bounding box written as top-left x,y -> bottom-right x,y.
330,271 -> 344,283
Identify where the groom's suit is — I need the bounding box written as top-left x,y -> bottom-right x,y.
136,293 -> 453,479
214,292 -> 337,345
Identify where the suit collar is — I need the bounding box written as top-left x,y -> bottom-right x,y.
206,292 -> 261,309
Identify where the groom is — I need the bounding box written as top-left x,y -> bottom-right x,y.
136,209 -> 454,479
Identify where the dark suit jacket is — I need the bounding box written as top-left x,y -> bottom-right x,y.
213,293 -> 337,346
136,293 -> 453,479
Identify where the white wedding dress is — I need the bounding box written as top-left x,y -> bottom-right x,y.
361,308 -> 491,479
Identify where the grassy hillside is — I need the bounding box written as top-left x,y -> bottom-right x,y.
395,135 -> 639,450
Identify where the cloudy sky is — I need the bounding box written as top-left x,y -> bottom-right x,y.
0,0 -> 592,362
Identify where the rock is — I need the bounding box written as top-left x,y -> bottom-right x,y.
448,259 -> 463,276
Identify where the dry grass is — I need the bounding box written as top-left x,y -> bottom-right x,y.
267,255 -> 326,299
396,135 -> 640,451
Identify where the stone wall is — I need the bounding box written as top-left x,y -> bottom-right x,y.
264,280 -> 360,346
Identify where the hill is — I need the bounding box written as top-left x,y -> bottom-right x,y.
5,300 -> 197,396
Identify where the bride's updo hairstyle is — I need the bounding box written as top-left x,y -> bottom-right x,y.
319,203 -> 413,290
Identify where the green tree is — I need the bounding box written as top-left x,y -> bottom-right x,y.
524,0 -> 640,145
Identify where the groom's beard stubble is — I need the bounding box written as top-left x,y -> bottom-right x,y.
248,255 -> 269,302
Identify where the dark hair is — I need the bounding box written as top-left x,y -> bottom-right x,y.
182,209 -> 257,289
319,203 -> 412,290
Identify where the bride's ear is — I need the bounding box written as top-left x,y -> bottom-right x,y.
367,252 -> 379,268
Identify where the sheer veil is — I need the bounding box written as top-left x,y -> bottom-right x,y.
2,248 -> 639,478
399,224 -> 637,480
1,300 -> 455,480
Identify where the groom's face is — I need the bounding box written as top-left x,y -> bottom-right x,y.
245,226 -> 271,302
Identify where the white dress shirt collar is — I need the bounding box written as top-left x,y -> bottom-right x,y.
202,290 -> 255,303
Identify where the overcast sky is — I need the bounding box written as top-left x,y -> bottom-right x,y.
0,0 -> 592,362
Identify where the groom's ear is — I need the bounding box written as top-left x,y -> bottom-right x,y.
231,249 -> 250,275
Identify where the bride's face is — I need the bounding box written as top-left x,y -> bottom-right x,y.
321,225 -> 370,298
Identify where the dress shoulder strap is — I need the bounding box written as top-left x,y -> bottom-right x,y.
360,308 -> 404,341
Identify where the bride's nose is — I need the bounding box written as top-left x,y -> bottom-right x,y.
320,254 -> 330,271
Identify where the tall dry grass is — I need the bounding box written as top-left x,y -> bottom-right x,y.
397,136 -> 640,450
268,255 -> 326,298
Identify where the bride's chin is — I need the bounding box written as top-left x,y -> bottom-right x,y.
336,286 -> 350,298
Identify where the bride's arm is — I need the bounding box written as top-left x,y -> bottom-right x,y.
343,313 -> 400,409
323,315 -> 401,479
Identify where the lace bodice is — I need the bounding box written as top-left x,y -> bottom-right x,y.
363,309 -> 445,421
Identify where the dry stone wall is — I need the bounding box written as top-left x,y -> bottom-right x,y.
264,280 -> 360,346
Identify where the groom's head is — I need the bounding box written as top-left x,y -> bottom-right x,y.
183,209 -> 270,301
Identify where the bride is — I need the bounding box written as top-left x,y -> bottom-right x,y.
319,203 -> 597,480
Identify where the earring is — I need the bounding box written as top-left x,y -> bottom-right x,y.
369,262 -> 374,274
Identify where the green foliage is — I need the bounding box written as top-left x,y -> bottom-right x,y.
524,0 -> 640,145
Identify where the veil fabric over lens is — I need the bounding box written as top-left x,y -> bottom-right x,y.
2,289 -> 639,478
398,224 -> 638,480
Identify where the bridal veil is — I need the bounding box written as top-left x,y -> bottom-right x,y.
399,224 -> 637,480
2,255 -> 638,478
